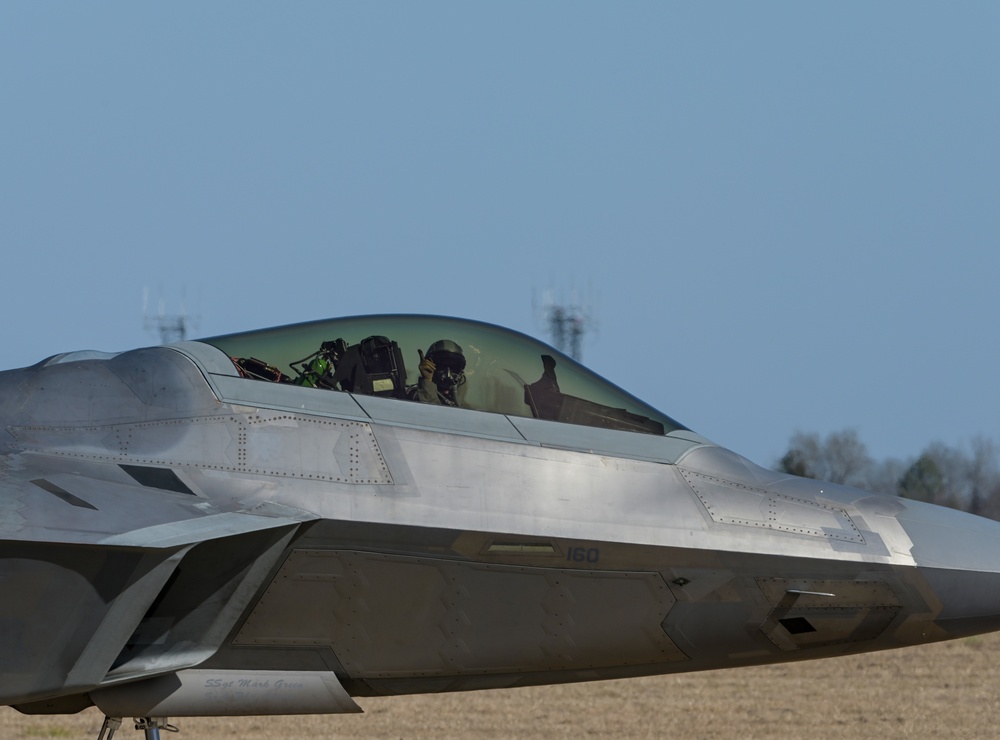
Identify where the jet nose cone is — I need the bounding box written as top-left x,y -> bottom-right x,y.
896,500 -> 1000,638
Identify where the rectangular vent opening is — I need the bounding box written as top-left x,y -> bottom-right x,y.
780,616 -> 817,635
119,465 -> 195,495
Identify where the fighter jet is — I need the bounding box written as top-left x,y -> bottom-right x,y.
4,314 -> 1000,738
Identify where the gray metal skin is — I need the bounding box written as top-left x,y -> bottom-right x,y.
3,320 -> 1000,730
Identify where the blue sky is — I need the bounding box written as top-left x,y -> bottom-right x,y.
2,3 -> 998,468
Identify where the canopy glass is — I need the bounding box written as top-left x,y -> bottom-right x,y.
200,315 -> 686,436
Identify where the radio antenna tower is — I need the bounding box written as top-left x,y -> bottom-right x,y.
143,288 -> 200,345
536,288 -> 596,361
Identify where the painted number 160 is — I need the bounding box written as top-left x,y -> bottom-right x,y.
566,546 -> 600,563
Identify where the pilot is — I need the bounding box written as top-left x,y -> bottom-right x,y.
409,339 -> 467,407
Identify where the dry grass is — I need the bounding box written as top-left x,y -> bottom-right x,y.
4,633 -> 1000,739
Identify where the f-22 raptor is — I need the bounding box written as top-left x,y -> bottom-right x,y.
3,314 -> 1000,738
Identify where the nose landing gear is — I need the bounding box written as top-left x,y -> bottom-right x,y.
98,716 -> 178,739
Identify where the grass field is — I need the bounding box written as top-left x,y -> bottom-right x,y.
4,632 -> 999,739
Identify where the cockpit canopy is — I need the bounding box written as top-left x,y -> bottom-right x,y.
201,315 -> 685,436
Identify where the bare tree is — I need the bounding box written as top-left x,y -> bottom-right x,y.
776,430 -> 872,488
897,440 -> 999,511
865,457 -> 909,496
777,429 -> 1000,519
967,436 -> 997,516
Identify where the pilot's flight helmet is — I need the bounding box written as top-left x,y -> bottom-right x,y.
426,339 -> 466,373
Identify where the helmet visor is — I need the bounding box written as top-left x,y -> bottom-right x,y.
430,350 -> 466,374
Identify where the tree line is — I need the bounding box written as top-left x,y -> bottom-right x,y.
776,430 -> 1000,519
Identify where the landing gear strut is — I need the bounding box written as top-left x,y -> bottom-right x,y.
98,716 -> 178,739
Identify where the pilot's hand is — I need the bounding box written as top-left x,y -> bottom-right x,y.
418,349 -> 436,381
